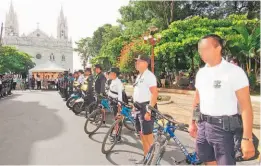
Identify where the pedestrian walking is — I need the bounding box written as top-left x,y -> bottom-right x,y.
189,34 -> 255,165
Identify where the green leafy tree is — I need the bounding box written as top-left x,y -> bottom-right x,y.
0,46 -> 35,73
74,37 -> 94,68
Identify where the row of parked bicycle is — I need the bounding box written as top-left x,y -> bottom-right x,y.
59,87 -> 202,165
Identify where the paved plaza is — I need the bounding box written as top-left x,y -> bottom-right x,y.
0,91 -> 259,165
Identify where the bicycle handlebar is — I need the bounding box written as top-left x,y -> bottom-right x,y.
147,105 -> 187,127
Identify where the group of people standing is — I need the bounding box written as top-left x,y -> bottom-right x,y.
29,75 -> 57,90
55,34 -> 256,166
0,74 -> 13,98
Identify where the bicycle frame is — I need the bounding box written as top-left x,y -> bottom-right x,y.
154,121 -> 200,165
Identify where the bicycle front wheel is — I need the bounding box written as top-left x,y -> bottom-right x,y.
84,108 -> 104,135
85,101 -> 98,118
101,119 -> 123,154
144,141 -> 162,165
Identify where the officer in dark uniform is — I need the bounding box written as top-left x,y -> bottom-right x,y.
63,71 -> 69,100
94,64 -> 106,95
0,74 -> 3,98
7,74 -> 13,95
83,68 -> 95,105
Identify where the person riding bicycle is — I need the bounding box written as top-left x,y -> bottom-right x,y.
133,54 -> 158,164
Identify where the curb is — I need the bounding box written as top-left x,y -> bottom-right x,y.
157,100 -> 173,105
125,85 -> 195,95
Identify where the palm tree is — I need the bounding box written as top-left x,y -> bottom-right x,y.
229,25 -> 260,75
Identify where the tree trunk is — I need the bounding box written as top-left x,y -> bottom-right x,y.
170,0 -> 174,23
248,57 -> 251,74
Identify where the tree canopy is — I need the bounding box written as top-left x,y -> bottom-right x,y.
0,46 -> 35,74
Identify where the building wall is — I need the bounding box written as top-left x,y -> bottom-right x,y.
3,34 -> 73,72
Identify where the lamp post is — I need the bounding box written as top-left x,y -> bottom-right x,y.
0,22 -> 4,47
143,26 -> 161,73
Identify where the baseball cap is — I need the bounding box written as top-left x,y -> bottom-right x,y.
135,54 -> 151,64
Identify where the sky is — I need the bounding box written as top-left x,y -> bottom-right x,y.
0,0 -> 130,70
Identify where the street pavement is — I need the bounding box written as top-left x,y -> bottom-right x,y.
0,91 -> 259,165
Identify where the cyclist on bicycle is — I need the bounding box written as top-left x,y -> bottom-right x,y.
133,54 -> 158,164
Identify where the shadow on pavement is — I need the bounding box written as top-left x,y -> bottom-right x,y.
0,98 -> 64,165
105,150 -> 143,165
0,93 -> 22,103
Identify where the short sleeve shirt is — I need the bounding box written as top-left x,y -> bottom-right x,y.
195,58 -> 249,116
133,69 -> 157,103
108,78 -> 124,102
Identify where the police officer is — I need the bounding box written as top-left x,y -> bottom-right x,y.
107,67 -> 124,141
133,54 -> 158,164
0,74 -> 3,98
189,34 -> 255,165
77,70 -> 85,85
66,73 -> 74,100
94,64 -> 106,95
82,68 -> 94,104
108,67 -> 123,116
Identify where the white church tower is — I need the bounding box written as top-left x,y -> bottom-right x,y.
4,0 -> 19,37
57,7 -> 68,40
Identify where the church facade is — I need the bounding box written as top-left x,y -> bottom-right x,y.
2,2 -> 73,71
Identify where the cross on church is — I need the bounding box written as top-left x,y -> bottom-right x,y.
37,22 -> 39,29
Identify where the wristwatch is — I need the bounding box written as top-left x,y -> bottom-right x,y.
242,137 -> 253,142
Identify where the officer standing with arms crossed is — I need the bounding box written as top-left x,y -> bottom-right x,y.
133,54 -> 158,164
189,34 -> 255,165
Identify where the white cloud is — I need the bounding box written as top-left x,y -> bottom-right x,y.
0,0 -> 129,71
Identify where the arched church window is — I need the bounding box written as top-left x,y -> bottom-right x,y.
62,55 -> 65,61
50,53 -> 55,61
36,54 -> 42,59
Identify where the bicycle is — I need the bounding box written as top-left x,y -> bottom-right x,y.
101,100 -> 169,155
101,99 -> 136,154
144,105 -> 201,165
84,93 -> 111,135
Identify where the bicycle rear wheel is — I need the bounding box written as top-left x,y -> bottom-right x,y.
101,119 -> 123,154
84,108 -> 104,135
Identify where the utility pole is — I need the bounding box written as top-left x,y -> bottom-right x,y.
0,22 -> 3,47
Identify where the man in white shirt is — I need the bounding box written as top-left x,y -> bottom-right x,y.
108,67 -> 123,112
36,75 -> 41,90
133,54 -> 158,164
189,34 -> 255,165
